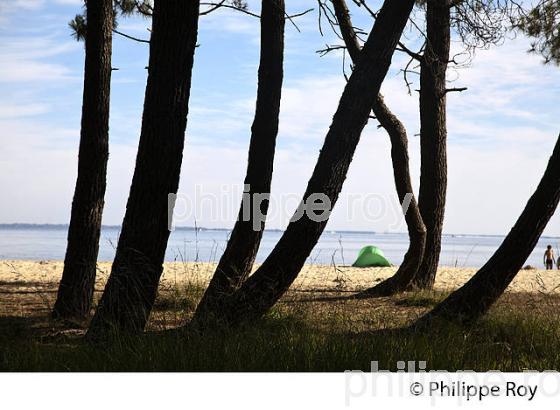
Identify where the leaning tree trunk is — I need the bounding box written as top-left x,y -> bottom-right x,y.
200,0 -> 417,327
358,96 -> 427,296
52,0 -> 113,320
411,0 -> 451,289
192,0 -> 285,322
414,134 -> 560,326
86,0 -> 200,339
331,0 -> 427,297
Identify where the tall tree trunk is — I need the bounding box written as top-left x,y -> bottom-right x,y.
204,0 -> 417,327
86,0 -> 200,339
192,0 -> 285,322
52,0 -> 113,320
412,0 -> 451,289
358,96 -> 427,296
331,0 -> 427,297
414,134 -> 560,326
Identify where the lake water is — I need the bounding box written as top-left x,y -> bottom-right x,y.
0,224 -> 558,268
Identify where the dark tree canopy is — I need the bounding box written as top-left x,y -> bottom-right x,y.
516,0 -> 560,64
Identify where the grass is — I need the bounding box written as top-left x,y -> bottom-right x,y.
1,287 -> 560,371
393,290 -> 448,308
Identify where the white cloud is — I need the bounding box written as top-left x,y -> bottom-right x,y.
0,35 -> 79,83
0,102 -> 51,119
0,0 -> 45,12
279,75 -> 346,141
52,0 -> 83,5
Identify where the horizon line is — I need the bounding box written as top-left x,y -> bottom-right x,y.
1,222 -> 559,240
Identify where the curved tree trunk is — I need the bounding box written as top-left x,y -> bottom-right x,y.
204,0 -> 417,327
358,96 -> 427,296
331,0 -> 427,297
414,134 -> 560,326
192,0 -> 285,322
86,0 -> 200,339
52,0 -> 113,320
412,0 -> 451,289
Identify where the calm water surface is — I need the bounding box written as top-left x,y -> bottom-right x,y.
0,224 -> 558,268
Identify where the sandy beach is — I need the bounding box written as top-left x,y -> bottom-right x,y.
2,259 -> 560,295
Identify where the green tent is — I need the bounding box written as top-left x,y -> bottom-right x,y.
352,245 -> 391,267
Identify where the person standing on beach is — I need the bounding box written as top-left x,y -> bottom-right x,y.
544,245 -> 556,270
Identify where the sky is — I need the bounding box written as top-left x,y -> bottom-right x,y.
0,0 -> 559,236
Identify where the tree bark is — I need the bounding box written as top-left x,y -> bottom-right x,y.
414,134 -> 560,326
86,0 -> 200,338
52,0 -> 113,320
208,0 -> 417,327
331,0 -> 427,297
358,96 -> 427,296
412,0 -> 451,289
192,0 -> 285,322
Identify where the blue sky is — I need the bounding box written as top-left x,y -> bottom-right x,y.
1,0 -> 559,236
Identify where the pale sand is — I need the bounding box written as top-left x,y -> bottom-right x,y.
1,260 -> 560,295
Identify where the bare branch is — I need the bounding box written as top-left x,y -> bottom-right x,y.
353,0 -> 424,62
113,28 -> 150,44
316,44 -> 347,57
199,0 -> 228,16
445,87 -> 468,93
200,2 -> 260,18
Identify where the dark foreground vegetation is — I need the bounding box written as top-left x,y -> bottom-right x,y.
2,285 -> 560,371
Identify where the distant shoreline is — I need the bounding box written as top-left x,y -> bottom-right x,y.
1,223 -> 559,239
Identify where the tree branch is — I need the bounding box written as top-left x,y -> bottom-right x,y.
113,28 -> 150,44
445,87 -> 468,93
